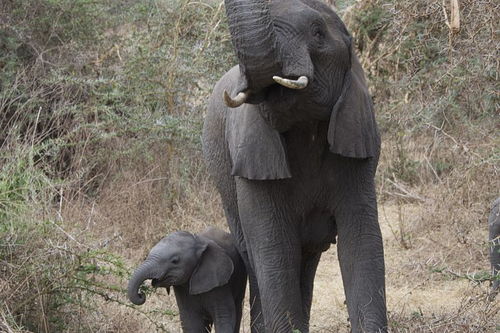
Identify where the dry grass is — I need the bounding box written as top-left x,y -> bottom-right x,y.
341,0 -> 499,330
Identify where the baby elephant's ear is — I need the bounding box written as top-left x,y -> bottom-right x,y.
189,237 -> 234,295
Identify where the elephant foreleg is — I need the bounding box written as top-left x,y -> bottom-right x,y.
236,179 -> 307,333
331,157 -> 387,333
250,242 -> 305,333
179,315 -> 211,333
336,200 -> 387,333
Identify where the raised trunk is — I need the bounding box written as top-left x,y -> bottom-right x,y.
127,261 -> 160,305
224,0 -> 282,90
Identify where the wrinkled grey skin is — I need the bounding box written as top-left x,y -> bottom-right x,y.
489,197 -> 500,301
127,227 -> 247,333
202,0 -> 387,332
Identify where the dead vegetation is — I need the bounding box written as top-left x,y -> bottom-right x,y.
1,0 -> 498,332
342,0 -> 499,330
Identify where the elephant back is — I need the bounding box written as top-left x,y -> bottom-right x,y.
201,227 -> 240,263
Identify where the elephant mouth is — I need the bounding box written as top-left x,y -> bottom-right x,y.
152,276 -> 169,287
151,273 -> 173,287
224,75 -> 310,108
152,277 -> 172,295
151,278 -> 163,287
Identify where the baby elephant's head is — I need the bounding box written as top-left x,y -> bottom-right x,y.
127,231 -> 234,305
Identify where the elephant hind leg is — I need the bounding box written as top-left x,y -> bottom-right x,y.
247,270 -> 265,333
300,251 -> 322,325
203,319 -> 212,333
224,212 -> 264,333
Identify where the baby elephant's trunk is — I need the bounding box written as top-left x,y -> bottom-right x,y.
128,261 -> 158,305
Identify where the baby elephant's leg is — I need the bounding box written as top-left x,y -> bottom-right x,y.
176,293 -> 212,333
180,315 -> 212,333
209,288 -> 237,333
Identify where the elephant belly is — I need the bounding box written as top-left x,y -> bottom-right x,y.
300,209 -> 337,253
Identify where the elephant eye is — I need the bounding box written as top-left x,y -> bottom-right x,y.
313,28 -> 324,39
171,256 -> 180,264
311,23 -> 325,40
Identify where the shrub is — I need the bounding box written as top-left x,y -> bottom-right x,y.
1,0 -> 232,331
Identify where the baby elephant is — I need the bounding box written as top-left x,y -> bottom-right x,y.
128,227 -> 247,333
489,197 -> 500,301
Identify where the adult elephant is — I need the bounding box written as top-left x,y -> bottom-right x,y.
202,0 -> 387,332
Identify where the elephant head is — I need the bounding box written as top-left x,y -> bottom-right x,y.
223,0 -> 378,159
127,231 -> 234,305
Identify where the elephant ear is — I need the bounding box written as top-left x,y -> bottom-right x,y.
189,236 -> 234,295
327,49 -> 380,159
226,104 -> 292,180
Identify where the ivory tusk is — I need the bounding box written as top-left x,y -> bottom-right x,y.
223,90 -> 249,108
272,75 -> 309,89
